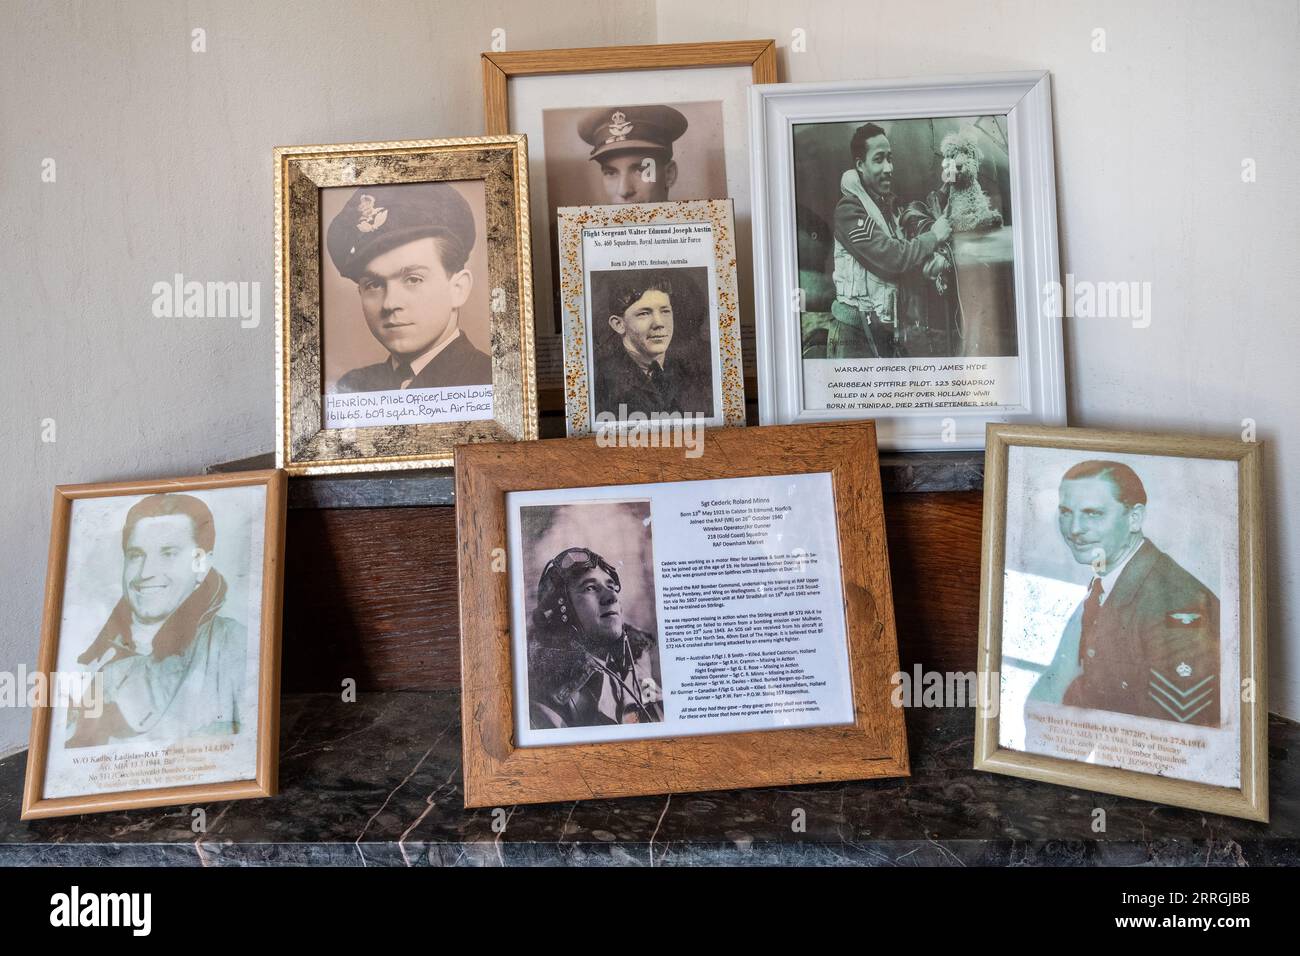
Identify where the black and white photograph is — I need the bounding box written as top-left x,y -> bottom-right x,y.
517,500 -> 665,732
506,473 -> 855,749
997,444 -> 1241,788
589,266 -> 714,424
750,74 -> 1064,450
793,115 -> 1015,362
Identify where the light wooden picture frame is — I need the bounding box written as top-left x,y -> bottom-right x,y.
455,421 -> 909,807
749,72 -> 1066,450
556,198 -> 747,435
274,135 -> 537,475
482,40 -> 777,413
22,469 -> 286,819
974,425 -> 1267,821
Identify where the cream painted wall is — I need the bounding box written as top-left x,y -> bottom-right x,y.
1,1 -> 1296,763
657,0 -> 1299,717
0,0 -> 657,756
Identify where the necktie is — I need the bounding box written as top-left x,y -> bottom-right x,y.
393,361 -> 414,390
1078,577 -> 1103,664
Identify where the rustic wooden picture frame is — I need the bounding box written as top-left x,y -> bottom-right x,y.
455,421 -> 908,807
974,425 -> 1268,821
556,198 -> 747,435
274,136 -> 537,475
482,40 -> 777,412
22,469 -> 286,820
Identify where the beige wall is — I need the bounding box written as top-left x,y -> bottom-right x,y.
0,0 -> 657,757
2,0 -> 1297,760
658,0 -> 1299,719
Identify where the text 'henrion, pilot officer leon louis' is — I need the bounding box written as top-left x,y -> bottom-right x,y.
526,547 -> 664,729
1030,460 -> 1221,728
326,182 -> 492,393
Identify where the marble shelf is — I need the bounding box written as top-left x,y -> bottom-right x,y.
1,692 -> 1294,867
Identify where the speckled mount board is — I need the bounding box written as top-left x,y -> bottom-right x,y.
274,136 -> 537,475
556,199 -> 746,436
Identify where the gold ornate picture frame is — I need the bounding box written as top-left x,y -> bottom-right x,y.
274,135 -> 537,475
974,424 -> 1268,821
556,198 -> 746,436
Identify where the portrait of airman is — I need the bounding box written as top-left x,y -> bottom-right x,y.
324,181 -> 492,394
577,104 -> 689,204
1030,460 -> 1221,727
526,546 -> 664,730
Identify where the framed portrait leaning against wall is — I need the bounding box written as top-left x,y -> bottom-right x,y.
974,425 -> 1267,821
749,72 -> 1065,450
455,422 -> 908,806
22,470 -> 286,819
482,39 -> 777,411
275,135 -> 537,474
556,199 -> 746,436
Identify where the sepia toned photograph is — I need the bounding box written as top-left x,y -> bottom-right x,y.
542,101 -> 727,212
275,136 -> 537,474
517,499 -> 664,732
23,471 -> 285,819
793,114 -> 1015,361
589,266 -> 713,423
321,180 -> 493,404
485,41 -> 775,405
975,426 -> 1268,821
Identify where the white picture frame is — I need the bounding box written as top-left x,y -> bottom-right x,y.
749,71 -> 1065,450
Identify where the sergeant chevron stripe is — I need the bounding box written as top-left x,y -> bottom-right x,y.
1148,669 -> 1216,723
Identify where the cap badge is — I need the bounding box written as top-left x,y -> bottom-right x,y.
355,194 -> 388,234
605,110 -> 633,143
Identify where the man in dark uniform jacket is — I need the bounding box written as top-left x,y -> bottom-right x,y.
527,547 -> 664,729
325,182 -> 492,392
593,271 -> 712,422
1031,460 -> 1221,727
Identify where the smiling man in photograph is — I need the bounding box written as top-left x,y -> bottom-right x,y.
1029,460 -> 1221,727
593,270 -> 711,422
830,122 -> 952,359
526,546 -> 663,729
326,182 -> 492,393
67,494 -> 246,748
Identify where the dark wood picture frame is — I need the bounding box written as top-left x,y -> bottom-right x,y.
455,421 -> 908,806
22,469 -> 286,819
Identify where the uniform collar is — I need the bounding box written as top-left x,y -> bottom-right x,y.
391,326 -> 460,378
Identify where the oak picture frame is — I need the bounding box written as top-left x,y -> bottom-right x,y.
455,421 -> 909,807
974,424 -> 1268,821
274,135 -> 537,475
22,469 -> 287,820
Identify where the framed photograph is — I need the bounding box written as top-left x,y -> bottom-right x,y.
556,198 -> 746,435
975,425 -> 1267,821
22,470 -> 286,819
455,421 -> 908,806
749,72 -> 1065,450
274,135 -> 537,475
482,40 -> 777,409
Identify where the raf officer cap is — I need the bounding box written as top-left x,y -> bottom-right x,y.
326,182 -> 475,282
578,105 -> 688,163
